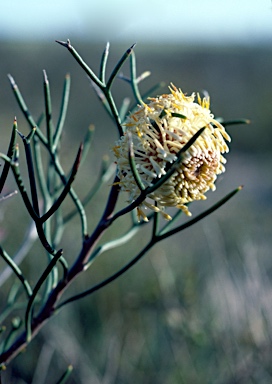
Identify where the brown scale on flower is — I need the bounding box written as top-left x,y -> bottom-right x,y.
113,84 -> 230,221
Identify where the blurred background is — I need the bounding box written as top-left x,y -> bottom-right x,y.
0,1 -> 272,383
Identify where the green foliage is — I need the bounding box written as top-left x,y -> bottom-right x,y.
0,40 -> 246,382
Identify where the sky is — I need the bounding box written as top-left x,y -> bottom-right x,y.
0,0 -> 272,45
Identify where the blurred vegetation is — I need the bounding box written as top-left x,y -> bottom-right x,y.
0,41 -> 272,383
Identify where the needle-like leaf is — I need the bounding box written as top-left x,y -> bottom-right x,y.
0,118 -> 17,193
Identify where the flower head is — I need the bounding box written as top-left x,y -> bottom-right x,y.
113,84 -> 230,221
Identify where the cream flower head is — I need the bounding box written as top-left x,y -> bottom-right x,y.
113,84 -> 230,221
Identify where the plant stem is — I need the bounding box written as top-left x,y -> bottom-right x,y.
0,175 -> 121,367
